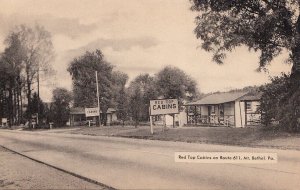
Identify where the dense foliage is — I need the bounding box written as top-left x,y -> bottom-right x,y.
190,0 -> 300,75
51,88 -> 72,127
155,66 -> 199,104
260,74 -> 300,132
127,74 -> 157,126
67,50 -> 128,125
127,67 -> 199,125
191,0 -> 300,132
0,24 -> 54,126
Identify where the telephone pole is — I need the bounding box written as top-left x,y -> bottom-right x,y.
95,71 -> 101,126
37,68 -> 40,126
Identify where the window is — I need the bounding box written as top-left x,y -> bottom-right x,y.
210,106 -> 215,114
219,104 -> 224,115
246,102 -> 252,111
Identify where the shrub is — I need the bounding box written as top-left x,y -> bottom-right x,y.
260,73 -> 300,132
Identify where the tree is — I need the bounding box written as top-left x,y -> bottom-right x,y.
155,66 -> 199,104
4,24 -> 54,120
128,74 -> 157,126
51,88 -> 72,127
116,86 -> 128,126
190,0 -> 300,76
27,92 -> 45,123
260,73 -> 300,131
110,71 -> 129,108
68,50 -> 113,125
0,55 -> 14,125
190,0 -> 300,132
0,31 -> 26,126
111,71 -> 129,126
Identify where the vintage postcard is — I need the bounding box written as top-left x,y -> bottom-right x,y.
0,0 -> 299,189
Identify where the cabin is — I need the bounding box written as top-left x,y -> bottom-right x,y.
69,107 -> 117,126
185,92 -> 261,127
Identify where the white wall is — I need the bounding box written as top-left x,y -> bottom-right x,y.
235,101 -> 246,128
179,111 -> 187,126
165,111 -> 187,127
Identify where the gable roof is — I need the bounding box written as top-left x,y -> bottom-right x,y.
238,92 -> 262,101
186,92 -> 248,106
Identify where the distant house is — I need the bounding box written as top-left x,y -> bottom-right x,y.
69,107 -> 117,126
185,92 -> 261,127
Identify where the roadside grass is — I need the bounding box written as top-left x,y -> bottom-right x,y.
68,125 -> 300,150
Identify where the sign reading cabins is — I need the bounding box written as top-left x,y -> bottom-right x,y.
150,99 -> 179,115
85,107 -> 100,117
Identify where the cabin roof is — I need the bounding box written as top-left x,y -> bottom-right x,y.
239,93 -> 262,101
186,92 -> 248,106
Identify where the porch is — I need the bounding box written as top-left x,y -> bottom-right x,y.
186,103 -> 235,127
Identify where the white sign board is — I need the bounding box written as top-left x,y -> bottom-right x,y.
85,107 -> 100,117
150,99 -> 179,116
2,118 -> 7,123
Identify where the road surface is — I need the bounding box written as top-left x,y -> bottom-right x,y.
0,129 -> 299,190
0,146 -> 105,189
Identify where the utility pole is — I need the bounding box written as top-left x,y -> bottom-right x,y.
95,71 -> 101,126
37,68 -> 39,126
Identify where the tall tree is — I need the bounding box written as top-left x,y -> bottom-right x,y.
27,92 -> 45,121
4,24 -> 54,120
111,71 -> 129,108
68,50 -> 113,125
128,74 -> 157,125
117,86 -> 128,126
190,1 -> 300,131
155,66 -> 198,104
51,88 -> 72,127
0,55 -> 14,125
190,0 -> 300,76
111,71 -> 129,126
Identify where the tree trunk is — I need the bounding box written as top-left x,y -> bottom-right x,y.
27,80 -> 32,117
291,14 -> 300,79
20,87 -> 23,124
8,87 -> 13,127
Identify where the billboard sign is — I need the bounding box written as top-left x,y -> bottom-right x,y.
85,107 -> 100,117
150,99 -> 179,116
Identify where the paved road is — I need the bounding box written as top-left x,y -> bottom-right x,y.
0,129 -> 299,190
0,146 -> 105,189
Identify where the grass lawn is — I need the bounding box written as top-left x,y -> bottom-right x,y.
66,125 -> 300,150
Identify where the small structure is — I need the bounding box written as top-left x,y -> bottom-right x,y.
185,92 -> 261,127
239,93 -> 262,126
70,107 -> 117,126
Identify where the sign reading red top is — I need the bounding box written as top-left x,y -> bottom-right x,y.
150,99 -> 179,116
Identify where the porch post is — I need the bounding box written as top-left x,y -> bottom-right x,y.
245,101 -> 247,126
218,104 -> 220,126
195,105 -> 197,125
186,106 -> 189,125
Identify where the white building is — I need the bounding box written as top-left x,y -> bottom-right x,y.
184,92 -> 261,127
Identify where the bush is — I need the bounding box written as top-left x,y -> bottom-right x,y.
124,120 -> 137,126
260,73 -> 300,132
110,120 -> 123,126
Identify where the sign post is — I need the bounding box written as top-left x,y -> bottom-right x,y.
85,107 -> 100,117
149,99 -> 179,133
149,107 -> 154,134
85,107 -> 100,127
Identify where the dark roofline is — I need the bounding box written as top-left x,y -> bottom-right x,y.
184,100 -> 236,106
185,91 -> 248,106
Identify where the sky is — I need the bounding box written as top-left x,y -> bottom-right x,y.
0,0 -> 292,102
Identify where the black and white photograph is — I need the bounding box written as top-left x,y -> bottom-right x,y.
0,0 -> 300,189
